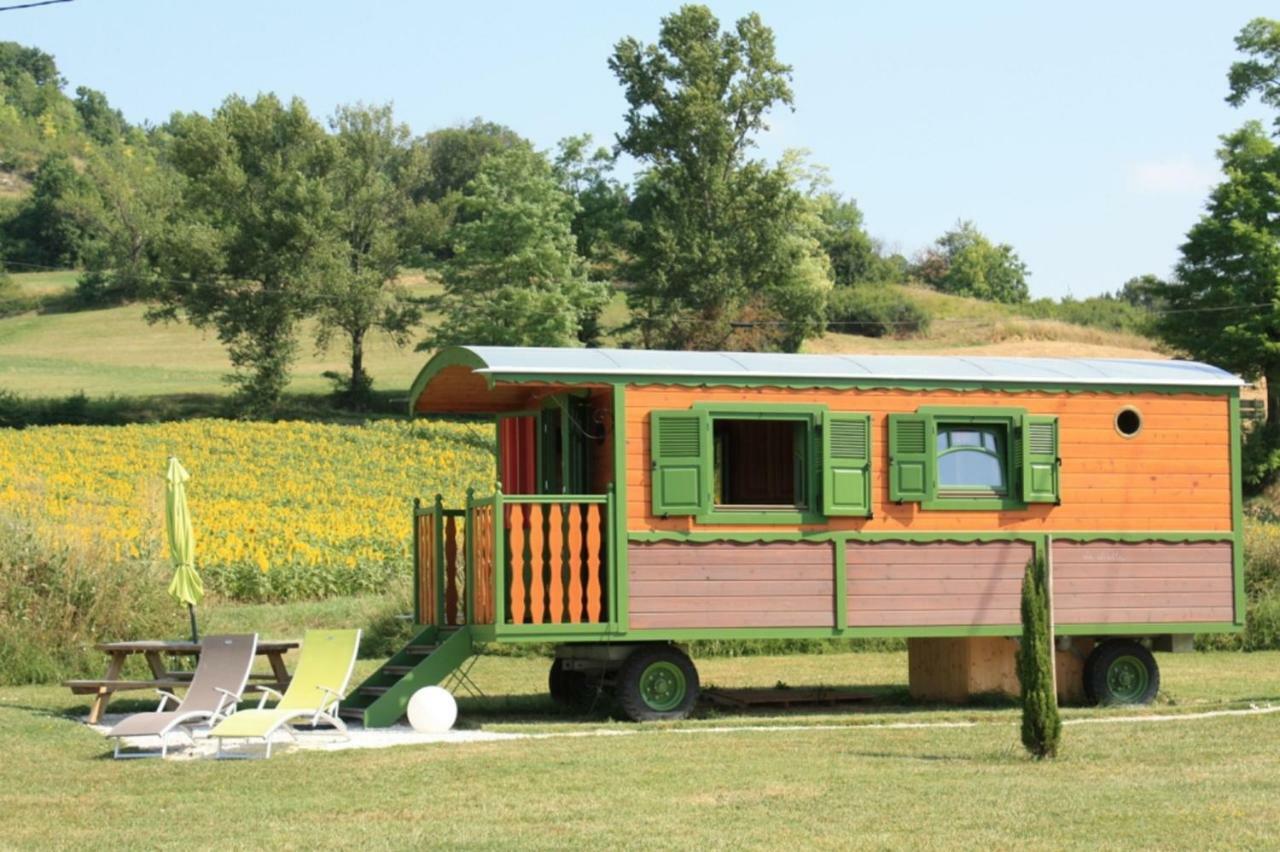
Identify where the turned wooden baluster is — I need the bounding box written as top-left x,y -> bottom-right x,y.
527,504 -> 545,624
547,504 -> 564,623
508,504 -> 526,624
585,504 -> 602,623
566,504 -> 584,623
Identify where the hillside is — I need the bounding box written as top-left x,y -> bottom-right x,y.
0,273 -> 1168,401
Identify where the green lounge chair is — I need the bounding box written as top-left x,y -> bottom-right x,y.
106,634 -> 257,759
209,629 -> 361,758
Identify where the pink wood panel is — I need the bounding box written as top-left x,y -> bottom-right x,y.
846,540 -> 1034,628
628,541 -> 835,629
1051,540 -> 1235,624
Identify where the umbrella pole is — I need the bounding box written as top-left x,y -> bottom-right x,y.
187,603 -> 199,643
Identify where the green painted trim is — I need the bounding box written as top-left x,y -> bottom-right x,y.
480,369 -> 1235,396
833,537 -> 848,630
502,494 -> 608,504
432,495 -> 446,626
407,348 -> 489,415
354,626 -> 475,728
1230,391 -> 1246,627
493,490 -> 506,627
628,529 -> 1233,545
464,488 -> 476,625
1056,622 -> 1240,636
612,383 -> 629,633
495,623 -> 615,640
411,498 -> 422,625
692,401 -> 831,415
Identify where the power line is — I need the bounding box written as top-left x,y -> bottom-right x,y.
0,0 -> 73,11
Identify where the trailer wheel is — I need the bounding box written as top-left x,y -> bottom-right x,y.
548,659 -> 599,710
617,645 -> 699,722
1085,640 -> 1159,705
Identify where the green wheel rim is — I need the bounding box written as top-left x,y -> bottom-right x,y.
1104,655 -> 1151,703
638,661 -> 687,712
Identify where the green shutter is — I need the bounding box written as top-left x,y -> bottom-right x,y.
823,412 -> 872,516
888,413 -> 930,503
1021,414 -> 1060,503
650,410 -> 709,516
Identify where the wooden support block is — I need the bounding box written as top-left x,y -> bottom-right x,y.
907,637 -> 1091,705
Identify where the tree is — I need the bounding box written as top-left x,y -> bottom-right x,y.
1117,273 -> 1166,311
0,152 -> 87,267
424,145 -> 609,348
553,134 -> 632,276
915,220 -> 1029,303
318,103 -> 423,406
61,136 -> 181,305
73,86 -> 128,146
153,94 -> 341,414
1227,18 -> 1280,129
611,5 -> 830,351
1017,555 -> 1061,760
1160,123 -> 1280,419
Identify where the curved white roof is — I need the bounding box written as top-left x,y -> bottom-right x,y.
458,346 -> 1242,388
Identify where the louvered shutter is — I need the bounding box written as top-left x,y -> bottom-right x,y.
1021,414 -> 1060,503
649,410 -> 709,516
823,412 -> 872,516
888,413 -> 930,503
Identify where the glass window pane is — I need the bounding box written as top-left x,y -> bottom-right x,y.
938,450 -> 1005,489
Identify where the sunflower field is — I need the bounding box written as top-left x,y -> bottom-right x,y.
0,419 -> 494,601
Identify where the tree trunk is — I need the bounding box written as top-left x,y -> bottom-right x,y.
348,328 -> 368,409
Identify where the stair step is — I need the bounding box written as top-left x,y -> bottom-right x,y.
359,686 -> 390,696
405,644 -> 439,655
337,707 -> 365,721
383,665 -> 414,676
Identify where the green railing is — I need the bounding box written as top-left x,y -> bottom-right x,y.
414,489 -> 615,630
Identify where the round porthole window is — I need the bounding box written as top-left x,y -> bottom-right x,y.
1115,407 -> 1142,438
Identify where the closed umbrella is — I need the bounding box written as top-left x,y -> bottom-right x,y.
165,456 -> 204,642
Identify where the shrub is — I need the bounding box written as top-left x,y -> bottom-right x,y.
0,512 -> 179,685
1017,555 -> 1061,759
827,285 -> 931,338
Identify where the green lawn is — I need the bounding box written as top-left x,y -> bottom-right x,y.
3,645 -> 1278,849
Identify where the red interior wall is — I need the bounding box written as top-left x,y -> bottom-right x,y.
499,416 -> 538,495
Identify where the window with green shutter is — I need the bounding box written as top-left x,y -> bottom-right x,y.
650,410 -> 709,516
823,412 -> 872,516
1020,414 -> 1060,503
889,413 -> 930,502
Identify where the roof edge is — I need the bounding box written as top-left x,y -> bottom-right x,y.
406,346 -> 488,415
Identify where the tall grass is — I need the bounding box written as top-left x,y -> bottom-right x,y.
0,512 -> 181,684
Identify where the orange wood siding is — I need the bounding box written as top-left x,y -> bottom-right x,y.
624,385 -> 1233,533
1051,540 -> 1235,624
628,541 -> 835,628
847,540 -> 1033,627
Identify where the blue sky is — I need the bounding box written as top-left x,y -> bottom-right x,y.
4,0 -> 1274,298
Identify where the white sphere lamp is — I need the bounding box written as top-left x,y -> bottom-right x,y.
406,686 -> 458,733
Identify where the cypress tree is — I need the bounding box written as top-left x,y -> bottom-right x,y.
1017,555 -> 1061,759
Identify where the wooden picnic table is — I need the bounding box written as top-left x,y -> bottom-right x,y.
65,639 -> 300,724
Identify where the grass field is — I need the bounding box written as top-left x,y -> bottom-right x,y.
0,271 -> 1163,400
2,643 -> 1278,849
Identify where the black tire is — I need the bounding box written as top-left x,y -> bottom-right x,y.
616,645 -> 699,722
1084,640 -> 1160,706
548,658 -> 599,710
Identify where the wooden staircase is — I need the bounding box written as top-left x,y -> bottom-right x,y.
339,625 -> 474,728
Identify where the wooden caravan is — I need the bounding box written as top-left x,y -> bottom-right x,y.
342,346 -> 1245,726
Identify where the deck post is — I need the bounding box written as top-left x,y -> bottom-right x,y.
412,497 -> 422,624
605,484 -> 618,628
433,494 -> 446,626
493,486 -> 506,628
465,487 -> 476,625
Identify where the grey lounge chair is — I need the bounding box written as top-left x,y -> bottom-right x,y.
107,633 -> 257,758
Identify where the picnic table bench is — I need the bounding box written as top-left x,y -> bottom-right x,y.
65,639 -> 299,723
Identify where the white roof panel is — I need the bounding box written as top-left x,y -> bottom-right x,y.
459,346 -> 1242,388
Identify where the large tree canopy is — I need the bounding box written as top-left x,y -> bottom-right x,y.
610,4 -> 829,351
153,94 -> 342,412
425,144 -> 608,348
